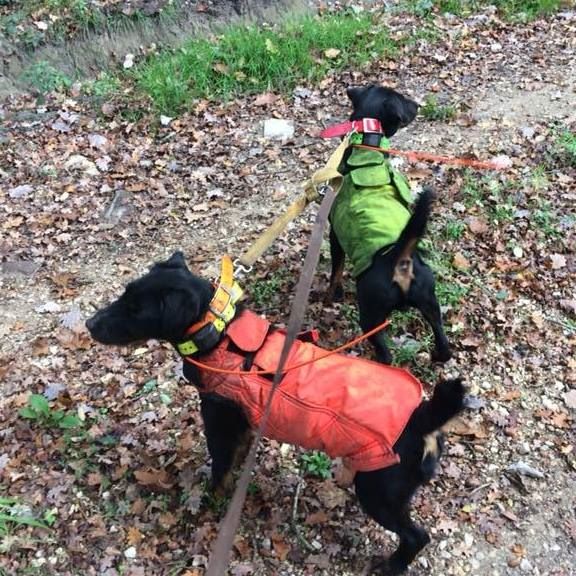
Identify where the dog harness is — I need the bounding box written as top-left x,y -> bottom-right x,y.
192,309 -> 423,473
330,133 -> 414,277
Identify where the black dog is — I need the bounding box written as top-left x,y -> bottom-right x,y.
86,252 -> 465,575
326,85 -> 452,364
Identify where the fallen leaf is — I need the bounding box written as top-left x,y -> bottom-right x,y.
324,48 -> 341,59
467,216 -> 489,234
445,417 -> 489,439
213,62 -> 229,74
133,468 -> 173,490
127,526 -> 143,546
453,252 -> 471,270
271,533 -> 290,561
304,511 -> 329,525
254,92 -> 278,106
549,254 -> 567,269
316,480 -> 348,509
563,389 -> 576,410
461,336 -> 483,348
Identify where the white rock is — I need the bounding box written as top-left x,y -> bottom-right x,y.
123,53 -> 135,69
263,119 -> 294,140
9,184 -> 34,199
123,546 -> 137,559
35,301 -> 62,314
88,134 -> 108,150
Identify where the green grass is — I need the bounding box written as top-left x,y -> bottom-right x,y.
0,0 -> 151,48
300,451 -> 332,479
134,12 -> 398,114
21,61 -> 72,94
531,199 -> 562,238
1,0 -> 103,47
420,94 -> 457,122
19,394 -> 83,430
461,172 -> 485,207
403,0 -> 566,19
436,280 -> 471,308
0,497 -> 52,535
85,71 -> 122,98
248,270 -> 289,309
550,128 -> 576,168
442,218 -> 466,240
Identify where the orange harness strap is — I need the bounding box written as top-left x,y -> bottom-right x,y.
184,318 -> 390,375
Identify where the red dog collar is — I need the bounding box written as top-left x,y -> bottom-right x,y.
319,118 -> 382,139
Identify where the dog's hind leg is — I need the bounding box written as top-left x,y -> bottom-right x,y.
408,260 -> 452,362
200,394 -> 250,496
357,270 -> 398,365
367,329 -> 393,365
326,228 -> 346,303
355,470 -> 430,575
370,509 -> 430,575
413,293 -> 451,362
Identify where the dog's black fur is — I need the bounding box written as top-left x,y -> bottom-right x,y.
328,85 -> 452,364
86,252 -> 465,575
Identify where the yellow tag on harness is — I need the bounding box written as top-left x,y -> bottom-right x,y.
177,255 -> 243,356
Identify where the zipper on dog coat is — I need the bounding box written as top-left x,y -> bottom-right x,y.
194,309 -> 423,472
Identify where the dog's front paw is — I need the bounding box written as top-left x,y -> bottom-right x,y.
431,347 -> 453,363
324,284 -> 344,304
211,471 -> 235,499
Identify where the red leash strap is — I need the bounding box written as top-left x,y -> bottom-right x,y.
352,144 -> 509,171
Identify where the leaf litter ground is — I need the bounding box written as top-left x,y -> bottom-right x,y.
0,6 -> 575,576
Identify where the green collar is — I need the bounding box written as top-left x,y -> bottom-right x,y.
349,133 -> 390,149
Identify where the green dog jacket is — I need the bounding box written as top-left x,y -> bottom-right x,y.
330,135 -> 414,277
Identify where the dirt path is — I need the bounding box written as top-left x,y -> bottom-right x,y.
1,6 -> 575,576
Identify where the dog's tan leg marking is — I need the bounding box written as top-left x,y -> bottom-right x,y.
422,431 -> 441,461
393,238 -> 418,294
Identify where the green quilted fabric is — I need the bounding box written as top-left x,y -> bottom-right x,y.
330,136 -> 413,277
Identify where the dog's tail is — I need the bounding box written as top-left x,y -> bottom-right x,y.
389,186 -> 435,294
411,378 -> 466,437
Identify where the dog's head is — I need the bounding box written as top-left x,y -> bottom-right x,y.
86,251 -> 213,345
347,85 -> 419,137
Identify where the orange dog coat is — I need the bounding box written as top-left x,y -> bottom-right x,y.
195,310 -> 423,472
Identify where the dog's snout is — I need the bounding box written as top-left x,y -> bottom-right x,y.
85,315 -> 97,333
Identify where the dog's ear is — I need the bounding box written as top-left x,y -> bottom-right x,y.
162,251 -> 187,269
396,97 -> 419,127
380,93 -> 419,136
347,85 -> 371,106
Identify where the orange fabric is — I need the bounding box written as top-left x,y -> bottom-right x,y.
197,310 -> 423,472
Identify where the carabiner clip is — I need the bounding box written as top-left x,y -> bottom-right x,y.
233,258 -> 253,278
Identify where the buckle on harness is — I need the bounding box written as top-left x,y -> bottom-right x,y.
177,256 -> 244,356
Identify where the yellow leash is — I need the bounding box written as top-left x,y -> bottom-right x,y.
235,136 -> 349,273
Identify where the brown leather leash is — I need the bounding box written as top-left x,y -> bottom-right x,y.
205,167 -> 343,576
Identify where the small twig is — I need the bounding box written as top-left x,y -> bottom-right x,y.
469,481 -> 492,496
291,477 -> 315,552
